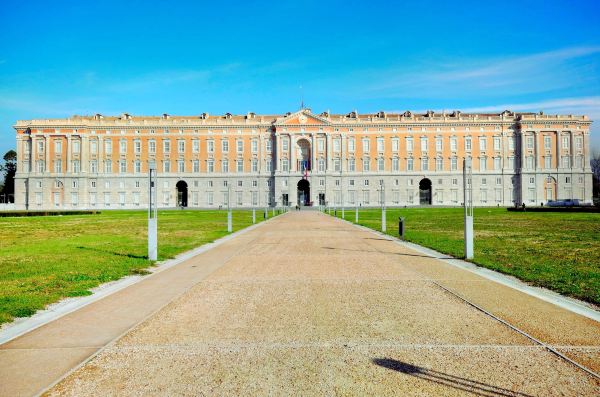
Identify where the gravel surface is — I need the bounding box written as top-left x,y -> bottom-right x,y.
46,212 -> 600,396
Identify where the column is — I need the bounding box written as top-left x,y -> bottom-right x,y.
326,133 -> 332,171
533,131 -> 539,170
570,132 -> 575,169
556,130 -> 561,169
81,135 -> 88,173
582,132 -> 590,170
311,133 -> 316,172
66,135 -> 72,173
32,135 -> 38,173
290,134 -> 295,172
272,132 -> 278,172
45,135 -> 50,172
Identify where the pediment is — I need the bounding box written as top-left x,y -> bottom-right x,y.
275,110 -> 330,126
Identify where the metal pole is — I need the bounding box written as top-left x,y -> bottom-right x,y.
463,158 -> 474,259
381,183 -> 386,232
340,170 -> 345,219
227,184 -> 232,232
355,200 -> 359,223
148,168 -> 157,261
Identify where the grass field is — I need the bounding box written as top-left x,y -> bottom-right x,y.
0,209 -> 274,325
333,207 -> 600,305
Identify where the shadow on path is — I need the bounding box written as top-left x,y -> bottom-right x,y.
372,358 -> 534,397
321,246 -> 454,260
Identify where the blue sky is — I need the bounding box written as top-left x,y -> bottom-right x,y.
1,0 -> 600,157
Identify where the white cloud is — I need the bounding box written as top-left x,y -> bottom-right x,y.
364,46 -> 600,98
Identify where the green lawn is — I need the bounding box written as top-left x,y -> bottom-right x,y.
332,207 -> 600,305
0,209 -> 274,325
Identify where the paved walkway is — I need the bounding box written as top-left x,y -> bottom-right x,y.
2,212 -> 600,396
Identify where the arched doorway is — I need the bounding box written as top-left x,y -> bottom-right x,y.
296,138 -> 312,171
419,178 -> 432,205
176,180 -> 188,207
297,179 -> 310,206
544,176 -> 557,202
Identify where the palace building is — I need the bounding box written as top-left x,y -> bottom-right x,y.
12,109 -> 593,210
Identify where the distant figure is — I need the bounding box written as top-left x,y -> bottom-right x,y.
541,202 -> 544,207
522,203 -> 526,211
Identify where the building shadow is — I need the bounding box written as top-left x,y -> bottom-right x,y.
75,246 -> 147,259
321,246 -> 454,260
372,358 -> 533,397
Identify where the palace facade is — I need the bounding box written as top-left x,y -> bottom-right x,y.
12,109 -> 593,210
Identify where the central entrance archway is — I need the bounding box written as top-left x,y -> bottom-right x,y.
297,179 -> 310,206
176,180 -> 188,207
419,178 -> 432,205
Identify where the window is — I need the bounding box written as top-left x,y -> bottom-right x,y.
576,155 -> 583,168
527,136 -> 534,149
364,179 -> 370,186
207,192 -> 214,205
420,137 -> 428,151
282,158 -> 289,171
178,160 -> 185,173
251,159 -> 258,172
333,138 -> 341,152
90,160 -> 98,173
494,157 -> 501,170
435,138 -> 442,152
509,137 -> 515,151
266,139 -> 272,152
265,158 -> 272,172
54,140 -> 62,154
163,160 -> 171,173
363,158 -> 370,171
392,138 -> 399,152
72,180 -> 78,188
251,139 -> 258,153
192,140 -> 199,153
72,160 -> 80,173
421,157 -> 428,171
493,137 -> 501,151
119,192 -> 126,206
134,140 -> 141,154
448,157 -> 456,171
526,156 -> 534,169
236,140 -> 244,153
450,137 -> 457,151
149,140 -> 156,154
529,177 -> 535,184
192,160 -> 199,173
562,156 -> 570,168
104,192 -> 111,206
334,158 -> 341,172
465,137 -> 472,151
376,137 -> 384,152
407,158 -> 414,171
237,180 -> 243,187
133,192 -> 140,206
362,138 -> 370,152
119,160 -> 127,173
104,160 -> 112,173
348,158 -> 356,171
72,140 -> 80,154
363,190 -> 370,204
496,177 -> 502,185
576,136 -> 583,150
163,140 -> 170,153
207,160 -> 214,173
480,190 -> 487,203
481,178 -> 487,186
178,140 -> 185,153
392,158 -> 399,171
544,136 -> 551,149
348,138 -> 355,152
104,140 -> 112,154
377,158 -> 385,171
562,136 -> 569,149
222,159 -> 229,173
237,160 -> 244,173
479,157 -> 487,171
406,138 -> 413,151
53,160 -> 62,173
120,140 -> 127,154
436,157 -> 443,171
544,156 -> 551,169
282,137 -> 289,151
318,159 -> 325,172
37,140 -> 44,153
318,139 -> 325,151
479,137 -> 487,151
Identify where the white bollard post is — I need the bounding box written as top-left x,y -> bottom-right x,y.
148,169 -> 157,261
382,207 -> 386,232
227,210 -> 232,232
355,203 -> 358,223
463,158 -> 474,259
252,208 -> 256,224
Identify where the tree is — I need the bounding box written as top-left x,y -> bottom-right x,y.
592,150 -> 600,205
0,150 -> 16,202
